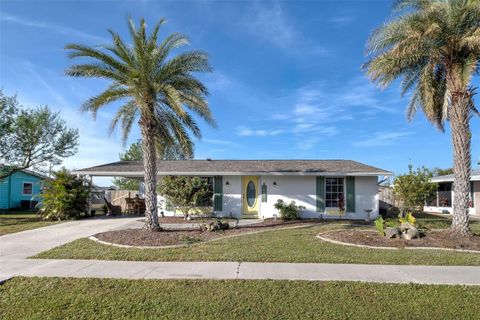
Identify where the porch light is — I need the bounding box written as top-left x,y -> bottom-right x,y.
225,181 -> 230,186
273,181 -> 277,187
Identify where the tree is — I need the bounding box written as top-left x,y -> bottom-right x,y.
65,18 -> 215,231
112,140 -> 192,190
394,165 -> 438,214
364,0 -> 480,236
38,168 -> 91,221
112,141 -> 143,190
158,176 -> 212,219
432,167 -> 454,177
0,91 -> 79,179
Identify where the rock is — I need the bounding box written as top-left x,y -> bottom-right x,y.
403,227 -> 419,240
399,222 -> 414,232
385,227 -> 400,239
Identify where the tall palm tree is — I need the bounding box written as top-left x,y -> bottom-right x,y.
365,0 -> 480,236
65,18 -> 215,231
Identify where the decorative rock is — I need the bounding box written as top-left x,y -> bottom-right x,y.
404,227 -> 419,240
385,227 -> 400,239
399,222 -> 414,232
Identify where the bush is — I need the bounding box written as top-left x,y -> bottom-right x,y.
374,217 -> 385,236
399,212 -> 416,226
38,168 -> 90,220
273,199 -> 305,220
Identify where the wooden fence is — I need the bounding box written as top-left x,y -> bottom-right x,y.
378,186 -> 401,212
105,190 -> 138,211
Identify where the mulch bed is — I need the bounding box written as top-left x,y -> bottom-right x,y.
321,229 -> 480,251
93,220 -> 315,247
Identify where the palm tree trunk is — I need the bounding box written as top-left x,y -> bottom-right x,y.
449,90 -> 472,236
140,117 -> 160,231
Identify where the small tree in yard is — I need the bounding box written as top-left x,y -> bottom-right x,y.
0,91 -> 79,179
158,176 -> 212,220
394,165 -> 438,215
38,168 -> 91,221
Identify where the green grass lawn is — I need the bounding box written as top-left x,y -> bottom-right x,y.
1,277 -> 479,320
34,218 -> 480,265
0,212 -> 59,236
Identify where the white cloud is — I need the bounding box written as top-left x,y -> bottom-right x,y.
236,126 -> 284,137
353,131 -> 412,147
1,12 -> 107,42
202,138 -> 239,147
328,15 -> 355,25
244,3 -> 329,55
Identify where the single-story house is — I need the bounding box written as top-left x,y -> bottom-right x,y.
0,169 -> 47,210
424,170 -> 480,216
73,159 -> 391,220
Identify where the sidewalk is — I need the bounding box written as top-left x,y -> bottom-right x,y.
2,259 -> 480,285
1,217 -> 480,285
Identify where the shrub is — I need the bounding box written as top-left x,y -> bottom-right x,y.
374,217 -> 385,236
38,168 -> 90,220
158,176 -> 212,219
273,199 -> 305,220
399,212 -> 416,226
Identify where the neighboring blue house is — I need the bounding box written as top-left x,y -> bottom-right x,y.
0,169 -> 47,210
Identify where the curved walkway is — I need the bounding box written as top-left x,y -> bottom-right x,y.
1,217 -> 480,285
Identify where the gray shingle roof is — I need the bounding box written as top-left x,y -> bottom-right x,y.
73,159 -> 391,177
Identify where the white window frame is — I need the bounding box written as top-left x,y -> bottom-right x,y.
22,182 -> 34,196
325,177 -> 345,209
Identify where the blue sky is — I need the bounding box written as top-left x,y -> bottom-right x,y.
1,0 -> 479,186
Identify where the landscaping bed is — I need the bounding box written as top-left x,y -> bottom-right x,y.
93,220 -> 314,247
320,229 -> 480,251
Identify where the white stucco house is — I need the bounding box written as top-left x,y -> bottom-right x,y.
424,170 -> 480,216
73,159 -> 391,220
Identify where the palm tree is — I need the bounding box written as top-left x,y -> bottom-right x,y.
65,18 -> 215,231
365,0 -> 480,236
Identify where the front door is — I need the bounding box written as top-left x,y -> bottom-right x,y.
242,176 -> 259,216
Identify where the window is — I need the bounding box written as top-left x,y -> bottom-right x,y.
22,182 -> 33,195
325,178 -> 344,208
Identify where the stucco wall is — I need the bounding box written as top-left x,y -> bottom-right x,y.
217,175 -> 379,220
260,176 -> 317,218
221,176 -> 242,218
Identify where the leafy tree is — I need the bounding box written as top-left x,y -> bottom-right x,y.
158,176 -> 212,219
432,167 -> 454,177
38,168 -> 91,221
113,140 -> 192,190
0,92 -> 79,179
65,18 -> 215,231
112,141 -> 143,190
364,0 -> 480,236
394,165 -> 438,214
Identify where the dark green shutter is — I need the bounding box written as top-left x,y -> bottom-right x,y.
165,198 -> 173,211
471,182 -> 475,207
213,176 -> 223,211
316,176 -> 325,212
346,176 -> 355,212
261,183 -> 267,202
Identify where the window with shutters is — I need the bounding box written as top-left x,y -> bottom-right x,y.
325,177 -> 345,208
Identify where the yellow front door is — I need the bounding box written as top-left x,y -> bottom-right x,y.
242,176 -> 259,216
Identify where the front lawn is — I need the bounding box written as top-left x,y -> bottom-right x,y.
0,212 -> 59,236
1,277 -> 479,319
34,222 -> 480,265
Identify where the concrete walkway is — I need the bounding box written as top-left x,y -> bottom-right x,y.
1,217 -> 480,285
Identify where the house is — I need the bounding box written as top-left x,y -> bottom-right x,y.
424,170 -> 480,216
0,169 -> 47,210
74,160 -> 390,220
